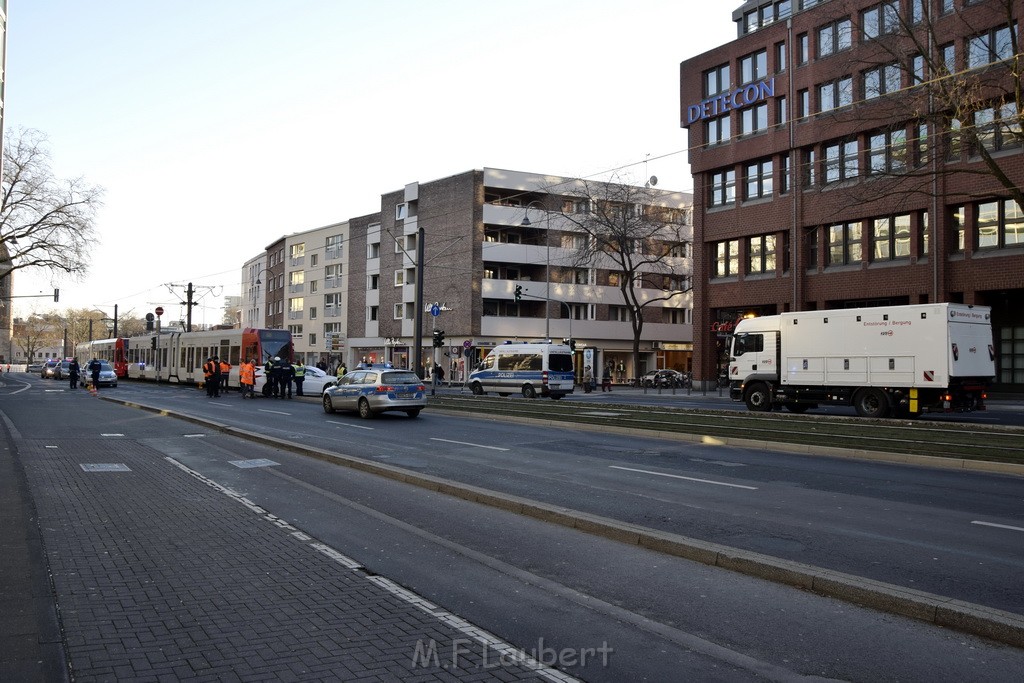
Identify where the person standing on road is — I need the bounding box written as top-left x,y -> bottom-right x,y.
583,365 -> 594,393
219,357 -> 232,393
88,358 -> 102,392
336,362 -> 347,381
602,362 -> 612,392
264,357 -> 277,398
240,359 -> 256,399
293,362 -> 305,396
210,356 -> 224,397
203,357 -> 215,397
279,359 -> 294,399
68,358 -> 81,390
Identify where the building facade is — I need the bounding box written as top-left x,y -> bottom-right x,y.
681,0 -> 1024,390
243,168 -> 693,382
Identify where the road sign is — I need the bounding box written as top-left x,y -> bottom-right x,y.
463,340 -> 472,349
155,307 -> 164,316
430,304 -> 440,317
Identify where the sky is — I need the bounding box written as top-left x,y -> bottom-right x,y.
7,1 -> 736,325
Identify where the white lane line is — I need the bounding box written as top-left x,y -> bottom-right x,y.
430,437 -> 509,452
972,520 -> 1024,533
609,465 -> 758,490
257,408 -> 292,415
334,423 -> 375,431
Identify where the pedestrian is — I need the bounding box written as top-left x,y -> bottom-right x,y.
264,357 -> 277,397
68,358 -> 81,390
270,356 -> 285,398
278,358 -> 293,399
209,356 -> 224,397
219,357 -> 232,393
336,362 -> 347,380
316,359 -> 327,372
435,364 -> 445,385
293,362 -> 306,396
602,363 -> 612,392
240,358 -> 256,398
88,358 -> 102,392
583,365 -> 594,393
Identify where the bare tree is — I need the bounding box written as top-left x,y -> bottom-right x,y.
0,127 -> 103,286
556,176 -> 691,375
808,0 -> 1022,213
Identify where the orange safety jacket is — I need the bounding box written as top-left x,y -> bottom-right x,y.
240,363 -> 255,385
219,361 -> 231,377
203,361 -> 215,379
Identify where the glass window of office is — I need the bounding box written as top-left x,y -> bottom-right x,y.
824,139 -> 859,183
828,222 -> 863,265
740,49 -> 768,83
871,215 -> 911,261
714,240 -> 740,277
741,103 -> 769,136
968,24 -> 1016,69
705,63 -> 730,97
818,18 -> 852,58
745,159 -> 774,199
748,235 -> 777,274
710,169 -> 736,207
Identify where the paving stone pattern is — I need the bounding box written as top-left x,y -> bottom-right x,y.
21,438 -> 562,682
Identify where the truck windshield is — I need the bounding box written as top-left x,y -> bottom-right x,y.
732,333 -> 763,356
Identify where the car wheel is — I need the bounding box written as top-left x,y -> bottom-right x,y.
854,388 -> 889,418
322,394 -> 335,414
470,383 -> 484,396
358,398 -> 375,419
744,382 -> 773,412
522,385 -> 537,399
406,409 -> 421,418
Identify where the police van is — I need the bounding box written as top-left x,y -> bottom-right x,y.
468,342 -> 575,399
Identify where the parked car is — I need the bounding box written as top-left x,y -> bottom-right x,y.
26,362 -> 44,373
254,364 -> 336,396
41,360 -> 60,379
640,369 -> 688,388
81,360 -> 117,388
54,359 -> 74,380
322,366 -> 427,418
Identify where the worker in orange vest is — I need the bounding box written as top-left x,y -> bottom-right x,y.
219,358 -> 232,392
239,359 -> 256,399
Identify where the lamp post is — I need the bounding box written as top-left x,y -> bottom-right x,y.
521,201 -> 552,340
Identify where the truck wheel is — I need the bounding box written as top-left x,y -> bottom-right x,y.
470,383 -> 484,396
522,385 -> 537,399
854,388 -> 890,418
744,383 -> 773,411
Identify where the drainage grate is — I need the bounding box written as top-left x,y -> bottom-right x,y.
80,464 -> 131,472
229,459 -> 280,469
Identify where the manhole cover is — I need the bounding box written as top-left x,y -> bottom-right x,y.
80,464 -> 131,472
229,459 -> 280,469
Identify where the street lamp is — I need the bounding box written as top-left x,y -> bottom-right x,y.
521,200 -> 552,340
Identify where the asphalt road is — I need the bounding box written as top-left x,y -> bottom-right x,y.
5,374 -> 1024,681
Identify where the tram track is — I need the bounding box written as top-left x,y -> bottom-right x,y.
431,395 -> 1024,464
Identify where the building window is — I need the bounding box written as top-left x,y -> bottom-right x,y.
910,54 -> 926,85
395,203 -> 408,220
368,273 -> 379,290
805,227 -> 819,268
741,102 -> 768,136
707,115 -> 731,146
367,306 -> 378,321
714,240 -> 740,277
824,139 -> 859,183
817,18 -> 852,58
939,43 -> 955,75
910,0 -> 925,25
776,95 -> 787,125
951,205 -> 966,252
710,169 -> 736,207
610,305 -> 633,322
818,77 -> 853,113
974,103 -> 1022,154
968,23 -> 1016,70
394,270 -> 404,286
868,128 -> 908,175
368,242 -> 380,259
740,49 -> 768,84
940,0 -> 953,15
797,33 -> 809,65
803,147 -> 817,187
704,63 -> 730,97
748,235 -> 777,274
775,41 -> 787,72
779,154 -> 791,194
871,215 -> 911,261
977,199 -> 1024,249
862,2 -> 901,40
745,159 -> 774,199
798,89 -> 810,120
828,222 -> 863,265
863,62 -> 901,99
999,326 -> 1024,384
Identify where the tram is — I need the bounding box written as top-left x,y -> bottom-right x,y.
77,328 -> 292,389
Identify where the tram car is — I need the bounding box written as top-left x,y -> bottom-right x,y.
77,328 -> 292,389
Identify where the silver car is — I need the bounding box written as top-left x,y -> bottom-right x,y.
322,366 -> 427,418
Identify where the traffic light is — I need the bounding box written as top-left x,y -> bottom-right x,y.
566,338 -> 577,352
151,337 -> 157,350
514,285 -> 522,302
432,329 -> 445,348
54,288 -> 60,302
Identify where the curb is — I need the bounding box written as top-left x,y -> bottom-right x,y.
105,396 -> 1024,649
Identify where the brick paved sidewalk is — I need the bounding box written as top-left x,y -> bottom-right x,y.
12,436 -> 576,682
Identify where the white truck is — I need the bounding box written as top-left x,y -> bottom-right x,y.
728,303 -> 995,418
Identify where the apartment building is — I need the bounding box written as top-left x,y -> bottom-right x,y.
681,0 -> 1024,390
244,168 -> 693,381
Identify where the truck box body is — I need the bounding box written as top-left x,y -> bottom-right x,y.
729,303 -> 995,417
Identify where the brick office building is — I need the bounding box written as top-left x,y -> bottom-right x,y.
681,0 -> 1024,391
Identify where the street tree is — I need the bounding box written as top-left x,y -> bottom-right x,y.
0,127 -> 103,286
555,176 -> 691,376
810,0 -> 1023,214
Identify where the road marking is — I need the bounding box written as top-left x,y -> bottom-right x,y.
609,465 -> 758,490
972,520 -> 1024,533
101,433 -> 125,437
334,423 -> 375,431
257,408 -> 292,415
430,437 -> 509,451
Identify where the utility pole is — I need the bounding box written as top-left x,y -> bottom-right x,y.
186,282 -> 194,332
413,227 -> 425,380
